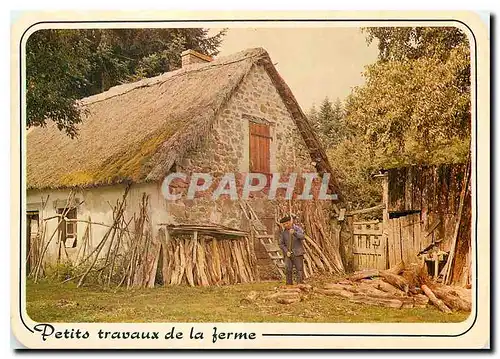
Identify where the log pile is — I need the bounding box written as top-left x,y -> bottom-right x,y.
276,199 -> 344,278
263,284 -> 312,304
245,263 -> 471,313
311,262 -> 471,312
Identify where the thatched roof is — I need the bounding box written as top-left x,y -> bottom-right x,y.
27,47 -> 341,198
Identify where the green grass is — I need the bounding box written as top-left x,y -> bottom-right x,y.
26,280 -> 471,323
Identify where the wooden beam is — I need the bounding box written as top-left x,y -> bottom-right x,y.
346,204 -> 384,216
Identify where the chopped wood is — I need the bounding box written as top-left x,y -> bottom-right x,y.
421,284 -> 452,313
297,283 -> 313,292
349,269 -> 380,281
369,279 -> 406,297
414,294 -> 430,308
240,291 -> 258,304
315,288 -> 354,298
443,159 -> 470,285
349,294 -> 403,309
448,286 -> 472,302
355,284 -> 394,298
276,296 -> 301,305
432,285 -> 471,312
379,271 -> 410,293
278,287 -> 302,294
265,291 -> 301,300
323,283 -> 357,292
386,261 -> 405,275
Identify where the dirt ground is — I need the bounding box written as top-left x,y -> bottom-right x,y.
26,279 -> 470,323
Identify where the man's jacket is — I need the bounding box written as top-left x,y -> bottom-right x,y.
279,224 -> 305,256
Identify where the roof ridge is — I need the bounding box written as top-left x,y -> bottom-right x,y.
81,47 -> 268,106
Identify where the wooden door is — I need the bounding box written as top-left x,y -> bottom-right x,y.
352,220 -> 386,270
387,212 -> 422,267
249,122 -> 271,174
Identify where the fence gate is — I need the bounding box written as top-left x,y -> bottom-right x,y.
352,220 -> 386,270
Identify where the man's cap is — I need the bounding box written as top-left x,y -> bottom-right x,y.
279,215 -> 292,223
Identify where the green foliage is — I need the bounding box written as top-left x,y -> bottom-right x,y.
45,261 -> 79,282
308,97 -> 346,148
26,30 -> 92,138
363,26 -> 468,62
348,28 -> 470,169
309,27 -> 471,210
26,28 -> 226,137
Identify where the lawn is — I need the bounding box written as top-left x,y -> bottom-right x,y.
26,280 -> 470,323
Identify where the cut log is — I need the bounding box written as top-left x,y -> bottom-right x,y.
386,261 -> 405,275
414,294 -> 430,308
421,284 -> 452,313
276,296 -> 301,304
265,291 -> 301,300
379,271 -> 410,293
369,279 -> 406,297
355,284 -> 394,298
240,291 -> 258,304
324,283 -> 357,292
349,294 -> 403,309
278,287 -> 302,294
315,288 -> 354,298
400,298 -> 415,309
349,269 -> 380,281
449,286 -> 472,303
297,283 -> 313,292
432,286 -> 472,312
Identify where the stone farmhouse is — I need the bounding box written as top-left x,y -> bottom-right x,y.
26,48 -> 343,287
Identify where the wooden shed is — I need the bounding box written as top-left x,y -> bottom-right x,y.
381,162 -> 471,286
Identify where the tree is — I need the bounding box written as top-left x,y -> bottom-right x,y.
308,97 -> 345,148
26,28 -> 225,137
346,27 -> 470,169
363,27 -> 468,62
326,27 -> 471,209
26,30 -> 93,138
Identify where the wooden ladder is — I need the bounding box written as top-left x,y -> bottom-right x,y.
239,201 -> 285,278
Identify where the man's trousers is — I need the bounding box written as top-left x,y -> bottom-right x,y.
284,255 -> 304,285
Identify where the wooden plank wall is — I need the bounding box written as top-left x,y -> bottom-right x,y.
388,164 -> 467,214
386,164 -> 470,260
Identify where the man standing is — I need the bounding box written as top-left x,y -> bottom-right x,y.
278,215 -> 305,285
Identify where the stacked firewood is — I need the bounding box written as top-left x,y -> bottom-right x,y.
159,234 -> 258,286
315,262 -> 471,312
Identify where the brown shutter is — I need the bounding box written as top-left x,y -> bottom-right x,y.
249,122 -> 271,174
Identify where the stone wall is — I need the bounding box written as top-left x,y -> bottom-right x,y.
167,63 -> 315,226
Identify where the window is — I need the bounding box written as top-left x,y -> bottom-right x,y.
249,122 -> 271,174
57,207 -> 77,248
